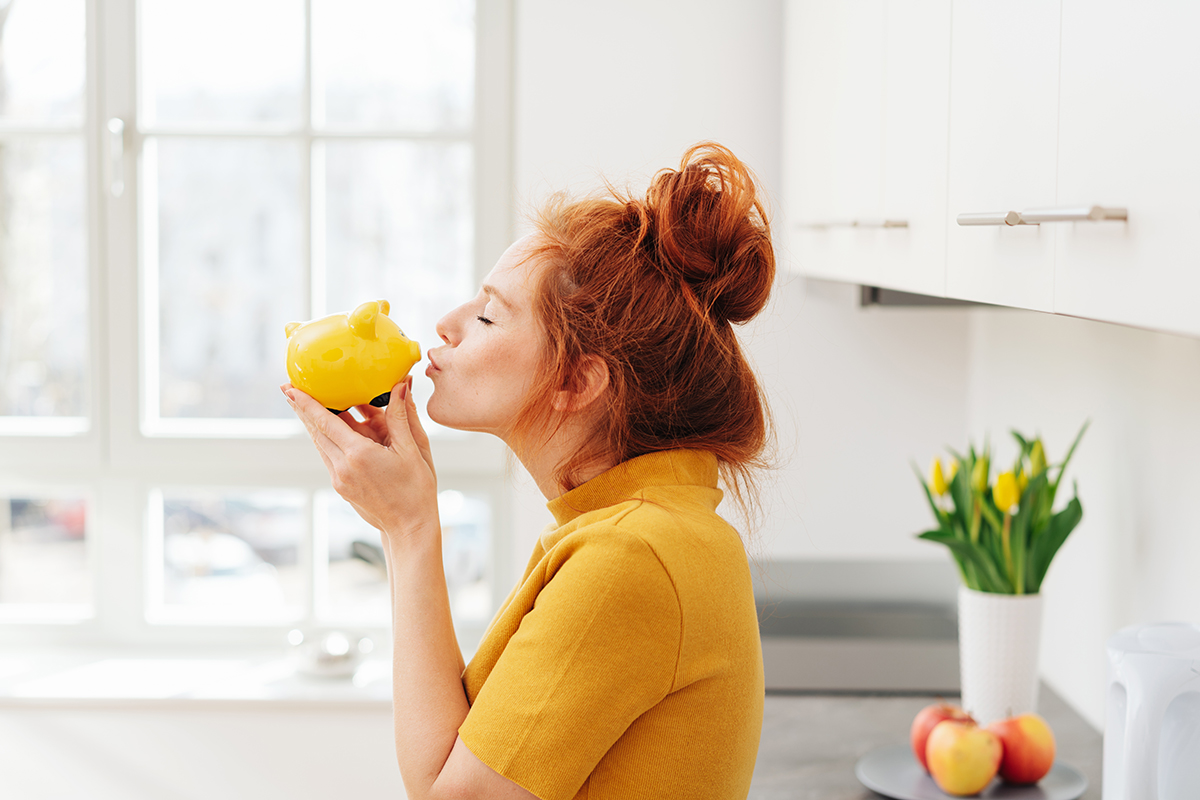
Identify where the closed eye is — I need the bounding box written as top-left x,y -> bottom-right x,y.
476,315 -> 494,325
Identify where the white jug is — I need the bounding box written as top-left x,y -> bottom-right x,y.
1103,622 -> 1200,800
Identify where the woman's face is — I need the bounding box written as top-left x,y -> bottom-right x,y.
425,236 -> 547,439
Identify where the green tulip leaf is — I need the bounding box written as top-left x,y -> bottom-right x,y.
919,530 -> 1011,593
1027,495 -> 1083,592
1050,420 -> 1090,493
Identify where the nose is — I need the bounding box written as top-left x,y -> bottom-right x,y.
435,303 -> 464,346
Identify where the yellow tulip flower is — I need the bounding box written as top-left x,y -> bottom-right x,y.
971,456 -> 989,494
931,458 -> 949,496
1030,440 -> 1047,475
994,471 -> 1020,512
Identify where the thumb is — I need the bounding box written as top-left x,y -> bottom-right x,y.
390,377 -> 435,478
384,380 -> 417,451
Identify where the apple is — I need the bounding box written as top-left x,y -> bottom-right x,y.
910,702 -> 974,772
925,719 -> 1002,796
986,713 -> 1056,784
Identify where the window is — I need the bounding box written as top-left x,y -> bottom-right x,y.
0,0 -> 513,648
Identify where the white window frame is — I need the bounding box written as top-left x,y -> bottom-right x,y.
0,0 -> 515,650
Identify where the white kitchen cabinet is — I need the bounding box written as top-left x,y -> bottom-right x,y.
878,0 -> 953,297
1053,1 -> 1200,338
784,0 -> 1200,338
783,0 -> 885,286
783,0 -> 950,296
944,0 -> 1062,312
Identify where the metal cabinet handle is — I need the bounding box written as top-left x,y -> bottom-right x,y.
107,117 -> 126,198
957,211 -> 1023,226
957,206 -> 1126,226
1019,206 -> 1127,223
796,219 -> 909,230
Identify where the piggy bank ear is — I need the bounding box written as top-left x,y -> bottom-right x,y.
285,322 -> 301,339
348,301 -> 381,340
378,299 -> 390,316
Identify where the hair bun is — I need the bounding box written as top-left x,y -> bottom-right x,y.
640,142 -> 775,325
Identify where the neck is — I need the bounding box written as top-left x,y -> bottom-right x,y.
506,418 -> 616,501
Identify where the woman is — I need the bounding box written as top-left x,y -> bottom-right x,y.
283,142 -> 775,800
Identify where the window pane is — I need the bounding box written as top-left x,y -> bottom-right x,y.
0,136 -> 87,418
318,488 -> 491,625
150,137 -> 304,420
320,492 -> 388,625
0,495 -> 91,614
153,489 -> 305,623
313,0 -> 474,131
323,140 -> 473,371
438,489 -> 491,623
0,0 -> 85,125
140,0 -> 304,128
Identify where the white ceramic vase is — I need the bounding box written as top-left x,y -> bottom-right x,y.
957,586 -> 1044,726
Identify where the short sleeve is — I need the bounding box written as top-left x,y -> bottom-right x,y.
458,529 -> 682,800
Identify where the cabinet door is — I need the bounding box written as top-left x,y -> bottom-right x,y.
1054,1 -> 1200,337
782,0 -> 885,283
945,0 -> 1061,311
783,1 -> 950,294
878,0 -> 952,297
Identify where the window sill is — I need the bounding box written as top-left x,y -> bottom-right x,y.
0,646 -> 395,710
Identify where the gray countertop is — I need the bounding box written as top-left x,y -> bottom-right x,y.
751,685 -> 1102,800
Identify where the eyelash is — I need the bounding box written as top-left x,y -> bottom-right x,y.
476,315 -> 494,325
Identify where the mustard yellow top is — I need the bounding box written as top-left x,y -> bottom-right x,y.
459,449 -> 765,800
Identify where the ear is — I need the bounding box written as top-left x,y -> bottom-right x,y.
285,321 -> 301,339
348,301 -> 381,340
552,356 -> 609,412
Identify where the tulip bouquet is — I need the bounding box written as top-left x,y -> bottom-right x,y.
916,423 -> 1088,595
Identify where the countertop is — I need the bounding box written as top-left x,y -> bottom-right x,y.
751,684 -> 1103,799
3,649 -> 1102,798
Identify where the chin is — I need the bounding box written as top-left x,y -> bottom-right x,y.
425,398 -> 484,434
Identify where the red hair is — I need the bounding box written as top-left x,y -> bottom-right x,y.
515,142 -> 775,511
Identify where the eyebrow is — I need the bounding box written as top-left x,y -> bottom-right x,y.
481,284 -> 515,310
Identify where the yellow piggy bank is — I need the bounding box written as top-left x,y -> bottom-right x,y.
285,300 -> 421,413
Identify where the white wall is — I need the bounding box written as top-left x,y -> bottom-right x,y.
966,308 -> 1200,728
507,0 -> 972,576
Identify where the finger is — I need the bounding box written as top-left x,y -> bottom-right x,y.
382,379 -> 420,456
338,408 -> 385,444
284,387 -> 361,454
352,403 -> 392,438
401,378 -> 436,477
354,403 -> 386,421
282,391 -> 344,476
308,427 -> 342,475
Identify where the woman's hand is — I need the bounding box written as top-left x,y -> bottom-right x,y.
282,377 -> 439,544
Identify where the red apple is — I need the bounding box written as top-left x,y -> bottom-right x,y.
910,702 -> 974,772
986,713 -> 1056,784
926,719 -> 1003,796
